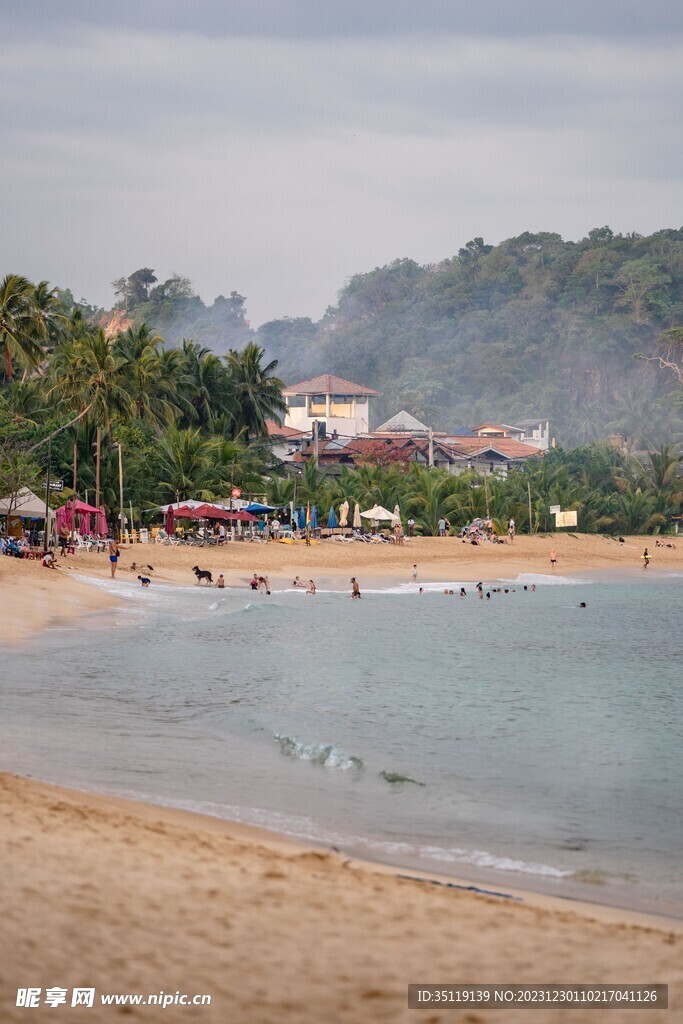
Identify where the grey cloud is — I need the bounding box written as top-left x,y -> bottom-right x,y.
5,0 -> 683,40
1,21 -> 682,325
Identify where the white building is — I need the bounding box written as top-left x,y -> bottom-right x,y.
283,374 -> 380,438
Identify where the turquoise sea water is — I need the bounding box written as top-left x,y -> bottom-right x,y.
1,570 -> 682,917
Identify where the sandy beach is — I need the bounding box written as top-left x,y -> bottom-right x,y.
1,773 -> 681,1024
4,531 -> 679,640
2,535 -> 682,1021
5,531 -> 680,596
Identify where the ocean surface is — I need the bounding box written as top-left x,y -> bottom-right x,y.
2,569 -> 682,917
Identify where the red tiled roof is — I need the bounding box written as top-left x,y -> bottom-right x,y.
265,419 -> 305,439
284,374 -> 380,397
448,437 -> 541,459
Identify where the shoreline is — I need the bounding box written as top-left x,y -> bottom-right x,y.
2,536 -> 679,1007
2,772 -> 682,1024
12,765 -> 683,927
6,771 -> 681,932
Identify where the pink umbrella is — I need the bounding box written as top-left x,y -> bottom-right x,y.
226,510 -> 258,522
165,505 -> 175,535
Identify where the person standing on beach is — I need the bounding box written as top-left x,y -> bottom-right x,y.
306,579 -> 316,594
108,538 -> 120,578
407,517 -> 415,537
411,564 -> 418,583
549,548 -> 557,573
642,548 -> 650,568
438,517 -> 446,537
58,523 -> 70,557
508,517 -> 515,543
350,577 -> 361,599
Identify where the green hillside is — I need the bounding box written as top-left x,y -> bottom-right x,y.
255,227 -> 683,446
104,227 -> 683,448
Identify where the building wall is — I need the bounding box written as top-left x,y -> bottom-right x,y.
285,395 -> 370,436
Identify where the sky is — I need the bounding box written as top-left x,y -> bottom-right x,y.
2,1 -> 682,327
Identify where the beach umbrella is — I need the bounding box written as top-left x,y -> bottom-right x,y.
165,505 -> 175,535
194,503 -> 231,520
393,503 -> 401,521
361,504 -> 399,522
298,506 -> 306,530
310,505 -> 318,530
226,510 -> 258,522
174,505 -> 202,519
327,504 -> 338,528
339,500 -> 349,527
353,502 -> 361,529
244,502 -> 277,513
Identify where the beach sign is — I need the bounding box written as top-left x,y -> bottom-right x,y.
555,510 -> 577,528
44,479 -> 64,491
549,504 -> 561,514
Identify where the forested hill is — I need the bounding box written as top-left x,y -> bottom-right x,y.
255,228 -> 683,447
107,227 -> 683,447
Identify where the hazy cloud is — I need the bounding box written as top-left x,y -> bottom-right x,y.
2,5 -> 682,325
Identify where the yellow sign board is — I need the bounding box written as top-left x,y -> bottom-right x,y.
555,510 -> 578,528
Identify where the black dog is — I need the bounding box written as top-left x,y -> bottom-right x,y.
192,565 -> 213,585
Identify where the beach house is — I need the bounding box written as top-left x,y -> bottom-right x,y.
283,374 -> 380,439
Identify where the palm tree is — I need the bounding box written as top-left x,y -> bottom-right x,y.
178,340 -> 234,430
48,328 -> 132,435
154,427 -> 223,500
403,466 -> 461,535
225,342 -> 285,442
0,274 -> 44,380
32,280 -> 69,353
114,323 -> 184,427
47,328 -> 133,503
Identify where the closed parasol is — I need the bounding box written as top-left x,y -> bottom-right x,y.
339,500 -> 349,527
353,502 -> 361,529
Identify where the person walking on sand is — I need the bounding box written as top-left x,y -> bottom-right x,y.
549,548 -> 557,573
508,517 -> 515,543
108,538 -> 120,578
350,577 -> 361,599
642,548 -> 650,568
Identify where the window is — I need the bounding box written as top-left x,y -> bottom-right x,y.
286,395 -> 306,408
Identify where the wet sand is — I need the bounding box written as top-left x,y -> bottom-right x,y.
1,773 -> 681,1024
